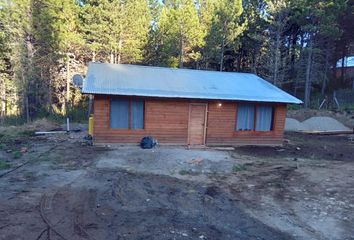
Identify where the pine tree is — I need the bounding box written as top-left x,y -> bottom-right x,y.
0,0 -> 34,121
144,0 -> 163,65
80,0 -> 112,61
204,0 -> 244,71
32,0 -> 83,115
80,0 -> 150,64
291,0 -> 347,107
198,0 -> 218,69
119,0 -> 151,63
265,0 -> 291,86
157,0 -> 204,68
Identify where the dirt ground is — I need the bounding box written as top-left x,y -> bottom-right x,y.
0,130 -> 353,240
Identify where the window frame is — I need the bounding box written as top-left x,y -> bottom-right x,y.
235,102 -> 275,133
109,96 -> 145,130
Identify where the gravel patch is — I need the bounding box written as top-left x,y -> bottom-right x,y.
285,117 -> 351,132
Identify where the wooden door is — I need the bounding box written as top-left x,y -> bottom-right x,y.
188,103 -> 207,145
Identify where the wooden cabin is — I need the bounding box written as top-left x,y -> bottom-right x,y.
82,63 -> 302,146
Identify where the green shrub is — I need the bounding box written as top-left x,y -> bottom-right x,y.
2,115 -> 26,126
12,151 -> 22,159
20,130 -> 35,137
0,160 -> 11,170
0,143 -> 5,149
178,169 -> 199,176
232,164 -> 247,172
287,104 -> 302,110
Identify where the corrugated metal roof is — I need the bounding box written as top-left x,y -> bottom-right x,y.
82,62 -> 302,104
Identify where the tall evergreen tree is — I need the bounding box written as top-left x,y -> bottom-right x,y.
204,0 -> 244,71
291,0 -> 346,107
0,0 -> 34,121
80,0 -> 150,64
144,0 -> 163,65
0,0 -> 353,121
157,0 -> 204,68
266,0 -> 291,86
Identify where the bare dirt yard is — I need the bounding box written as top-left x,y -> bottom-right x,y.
0,128 -> 353,240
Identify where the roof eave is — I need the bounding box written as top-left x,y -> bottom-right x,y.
81,89 -> 303,105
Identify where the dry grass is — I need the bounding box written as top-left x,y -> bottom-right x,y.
0,118 -> 59,141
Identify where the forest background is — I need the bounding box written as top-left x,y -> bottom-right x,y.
0,0 -> 353,124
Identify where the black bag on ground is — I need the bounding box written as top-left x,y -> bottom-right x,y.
140,136 -> 156,149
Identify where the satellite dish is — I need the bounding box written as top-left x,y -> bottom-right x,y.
72,74 -> 83,88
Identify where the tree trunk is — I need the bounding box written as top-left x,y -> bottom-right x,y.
110,51 -> 114,64
117,32 -> 122,64
66,58 -> 70,116
273,30 -> 281,86
220,37 -> 225,72
0,80 -> 5,123
114,49 -> 117,64
92,51 -> 96,62
290,33 -> 296,82
251,49 -> 257,74
304,43 -> 313,108
294,34 -> 305,96
321,48 -> 329,95
25,95 -> 30,123
179,36 -> 184,68
48,76 -> 53,114
25,33 -> 35,121
340,45 -> 346,85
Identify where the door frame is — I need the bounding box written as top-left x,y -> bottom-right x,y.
187,103 -> 208,145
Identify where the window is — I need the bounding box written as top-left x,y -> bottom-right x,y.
131,100 -> 144,129
110,98 -> 144,129
256,106 -> 274,131
236,104 -> 255,131
236,103 -> 274,131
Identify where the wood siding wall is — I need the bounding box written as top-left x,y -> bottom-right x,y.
93,95 -> 287,146
206,101 -> 286,146
93,95 -> 189,144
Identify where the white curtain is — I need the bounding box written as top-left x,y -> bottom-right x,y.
236,104 -> 255,130
110,98 -> 129,129
256,106 -> 273,131
131,100 -> 144,129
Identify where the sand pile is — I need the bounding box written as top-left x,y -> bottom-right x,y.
285,117 -> 351,132
284,118 -> 302,131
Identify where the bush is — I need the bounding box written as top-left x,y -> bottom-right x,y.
287,104 -> 302,111
0,160 -> 11,170
12,151 -> 22,159
0,143 -> 5,150
232,164 -> 247,172
1,115 -> 26,126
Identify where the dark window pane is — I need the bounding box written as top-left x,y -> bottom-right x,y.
110,98 -> 129,129
131,100 -> 144,129
236,104 -> 255,130
256,106 -> 273,131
